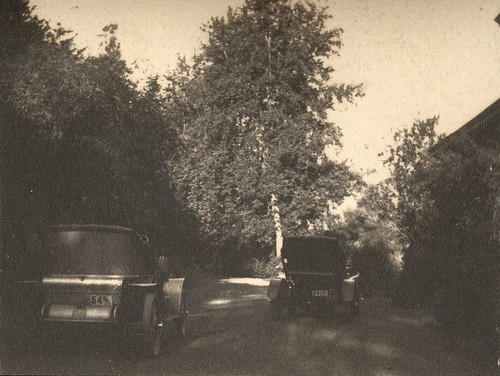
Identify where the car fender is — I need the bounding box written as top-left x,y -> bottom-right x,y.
342,273 -> 359,302
162,278 -> 185,318
267,278 -> 287,300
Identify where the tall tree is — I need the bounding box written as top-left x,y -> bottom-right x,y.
382,117 -> 442,302
166,0 -> 362,271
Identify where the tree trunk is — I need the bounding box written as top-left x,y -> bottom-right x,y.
271,194 -> 282,257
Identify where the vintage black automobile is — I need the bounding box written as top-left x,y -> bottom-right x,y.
267,236 -> 360,320
18,224 -> 187,356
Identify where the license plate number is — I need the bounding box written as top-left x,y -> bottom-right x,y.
312,290 -> 329,297
90,295 -> 112,305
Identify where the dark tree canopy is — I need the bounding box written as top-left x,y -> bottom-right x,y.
0,0 -> 198,280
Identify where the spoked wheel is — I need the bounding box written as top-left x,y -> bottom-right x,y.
176,293 -> 188,338
142,293 -> 164,356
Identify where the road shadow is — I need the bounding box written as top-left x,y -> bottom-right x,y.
2,277 -> 498,376
185,280 -> 499,376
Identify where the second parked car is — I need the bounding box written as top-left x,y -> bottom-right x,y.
267,236 -> 360,320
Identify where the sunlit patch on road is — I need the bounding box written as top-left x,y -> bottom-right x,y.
337,337 -> 402,359
207,298 -> 232,306
365,342 -> 401,358
338,336 -> 363,350
313,330 -> 338,341
186,312 -> 210,318
220,278 -> 269,286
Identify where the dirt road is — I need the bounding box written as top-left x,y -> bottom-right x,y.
1,277 -> 497,375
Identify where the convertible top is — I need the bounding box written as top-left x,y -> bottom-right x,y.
281,236 -> 345,275
41,224 -> 151,275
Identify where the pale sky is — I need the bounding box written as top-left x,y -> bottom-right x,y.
31,0 -> 500,185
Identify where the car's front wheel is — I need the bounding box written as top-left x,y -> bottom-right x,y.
142,293 -> 164,356
344,300 -> 359,322
176,292 -> 188,338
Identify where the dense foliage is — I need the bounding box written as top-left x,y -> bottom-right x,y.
164,0 -> 362,273
383,115 -> 499,352
0,0 -> 199,280
342,184 -> 403,298
381,117 -> 442,304
426,136 -> 499,339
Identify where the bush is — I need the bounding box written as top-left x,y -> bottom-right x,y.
401,136 -> 499,351
351,240 -> 400,298
250,255 -> 282,278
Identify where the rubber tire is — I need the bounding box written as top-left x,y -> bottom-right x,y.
345,301 -> 357,322
142,293 -> 163,356
176,293 -> 187,338
353,300 -> 360,317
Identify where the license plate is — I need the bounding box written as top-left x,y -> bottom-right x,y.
312,290 -> 329,297
90,295 -> 112,305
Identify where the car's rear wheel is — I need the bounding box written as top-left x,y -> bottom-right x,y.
353,300 -> 360,317
345,301 -> 358,322
176,293 -> 188,338
142,293 -> 163,356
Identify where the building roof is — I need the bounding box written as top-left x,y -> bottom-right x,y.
432,98 -> 500,153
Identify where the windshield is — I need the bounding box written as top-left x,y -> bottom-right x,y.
43,229 -> 152,275
282,237 -> 345,274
